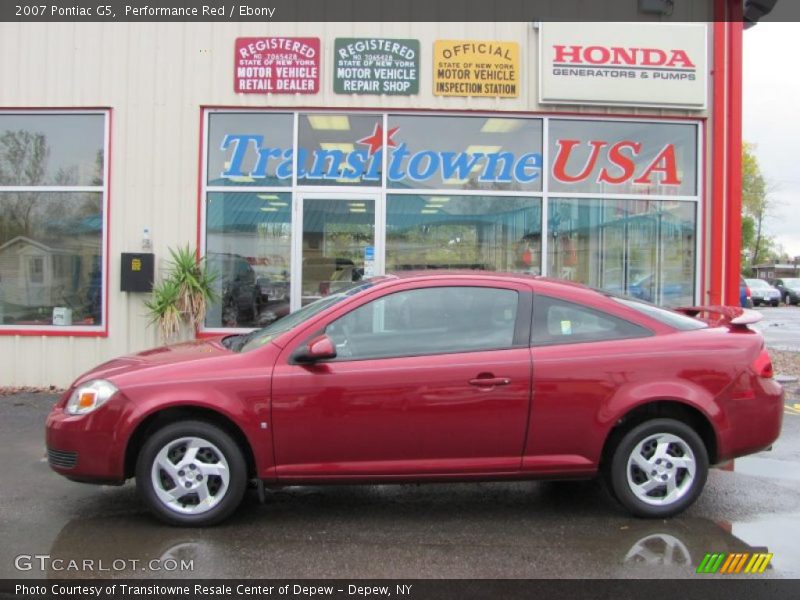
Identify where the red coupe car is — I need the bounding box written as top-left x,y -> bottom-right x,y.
46,273 -> 783,526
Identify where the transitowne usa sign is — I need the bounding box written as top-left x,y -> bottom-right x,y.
539,22 -> 707,109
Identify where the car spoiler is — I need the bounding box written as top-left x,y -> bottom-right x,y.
674,305 -> 763,328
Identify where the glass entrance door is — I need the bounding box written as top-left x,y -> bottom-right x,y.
292,193 -> 380,310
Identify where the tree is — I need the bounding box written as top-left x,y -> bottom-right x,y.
741,142 -> 777,269
0,130 -> 49,240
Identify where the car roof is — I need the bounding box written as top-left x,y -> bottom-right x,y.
378,270 -> 595,293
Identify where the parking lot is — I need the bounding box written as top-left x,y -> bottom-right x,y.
1,307 -> 799,580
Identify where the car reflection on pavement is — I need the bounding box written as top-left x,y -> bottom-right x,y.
45,483 -> 769,579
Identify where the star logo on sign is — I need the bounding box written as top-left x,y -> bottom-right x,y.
357,123 -> 399,156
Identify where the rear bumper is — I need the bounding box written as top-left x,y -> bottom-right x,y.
716,378 -> 784,463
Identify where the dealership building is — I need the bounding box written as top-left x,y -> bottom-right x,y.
0,3 -> 761,386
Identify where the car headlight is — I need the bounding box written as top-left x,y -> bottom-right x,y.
65,380 -> 119,416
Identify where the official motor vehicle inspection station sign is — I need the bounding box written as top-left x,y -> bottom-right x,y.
334,38 -> 420,95
433,40 -> 520,98
234,37 -> 320,94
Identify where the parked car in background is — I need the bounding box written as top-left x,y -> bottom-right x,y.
46,273 -> 782,526
740,276 -> 753,308
770,277 -> 800,305
206,253 -> 261,327
746,278 -> 780,307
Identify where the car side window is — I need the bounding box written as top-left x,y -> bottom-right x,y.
325,286 -> 519,360
531,294 -> 650,346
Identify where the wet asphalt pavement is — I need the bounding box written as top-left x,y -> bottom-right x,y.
2,310 -> 800,580
752,305 -> 800,352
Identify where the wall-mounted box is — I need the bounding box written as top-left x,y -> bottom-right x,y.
121,253 -> 155,293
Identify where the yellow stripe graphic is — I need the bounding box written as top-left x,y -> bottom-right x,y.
744,554 -> 760,573
758,554 -> 773,573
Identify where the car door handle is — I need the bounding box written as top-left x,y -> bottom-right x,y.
469,377 -> 511,387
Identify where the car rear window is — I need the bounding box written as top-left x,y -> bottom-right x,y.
612,297 -> 708,331
531,295 -> 651,346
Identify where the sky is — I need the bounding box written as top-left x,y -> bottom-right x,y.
743,22 -> 800,259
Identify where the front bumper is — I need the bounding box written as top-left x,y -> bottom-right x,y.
45,394 -> 128,484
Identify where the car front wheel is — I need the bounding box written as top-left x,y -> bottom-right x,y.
606,419 -> 708,518
135,421 -> 247,526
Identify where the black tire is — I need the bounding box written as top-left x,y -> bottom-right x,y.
135,420 -> 247,526
605,418 -> 708,518
771,300 -> 779,307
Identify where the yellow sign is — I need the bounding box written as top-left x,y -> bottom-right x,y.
131,258 -> 142,272
433,40 -> 519,98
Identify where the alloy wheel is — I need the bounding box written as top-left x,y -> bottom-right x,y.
625,433 -> 696,507
150,436 -> 231,515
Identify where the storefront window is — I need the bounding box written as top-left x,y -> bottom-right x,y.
297,113 -> 383,187
205,191 -> 292,328
387,195 -> 541,273
0,112 -> 106,330
202,111 -> 701,331
547,198 -> 695,306
549,120 -> 697,196
387,115 -> 543,192
208,112 -> 293,187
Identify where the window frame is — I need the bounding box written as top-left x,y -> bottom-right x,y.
199,108 -> 702,335
0,109 -> 110,337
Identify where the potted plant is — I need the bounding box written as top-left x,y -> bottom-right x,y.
145,245 -> 218,342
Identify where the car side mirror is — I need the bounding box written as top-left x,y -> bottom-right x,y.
293,334 -> 337,363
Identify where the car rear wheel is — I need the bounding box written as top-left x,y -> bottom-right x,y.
606,419 -> 708,518
135,421 -> 247,526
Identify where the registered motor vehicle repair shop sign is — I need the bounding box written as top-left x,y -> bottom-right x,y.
334,38 -> 420,95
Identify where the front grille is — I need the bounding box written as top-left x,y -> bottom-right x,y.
47,448 -> 78,469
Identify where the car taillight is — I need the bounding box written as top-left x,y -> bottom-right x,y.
745,286 -> 752,298
753,349 -> 774,379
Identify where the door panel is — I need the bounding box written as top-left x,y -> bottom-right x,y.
271,348 -> 531,478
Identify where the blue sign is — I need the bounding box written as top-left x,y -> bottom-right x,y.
219,131 -> 542,185
364,246 -> 375,261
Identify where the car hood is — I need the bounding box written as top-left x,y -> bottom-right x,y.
74,338 -> 232,385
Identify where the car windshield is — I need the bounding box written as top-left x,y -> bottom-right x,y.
746,279 -> 770,289
227,281 -> 376,353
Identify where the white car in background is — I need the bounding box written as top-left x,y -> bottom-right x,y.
746,278 -> 780,307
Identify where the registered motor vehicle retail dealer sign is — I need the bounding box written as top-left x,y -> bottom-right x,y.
539,22 -> 707,109
234,37 -> 320,94
334,38 -> 420,95
433,40 -> 520,97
